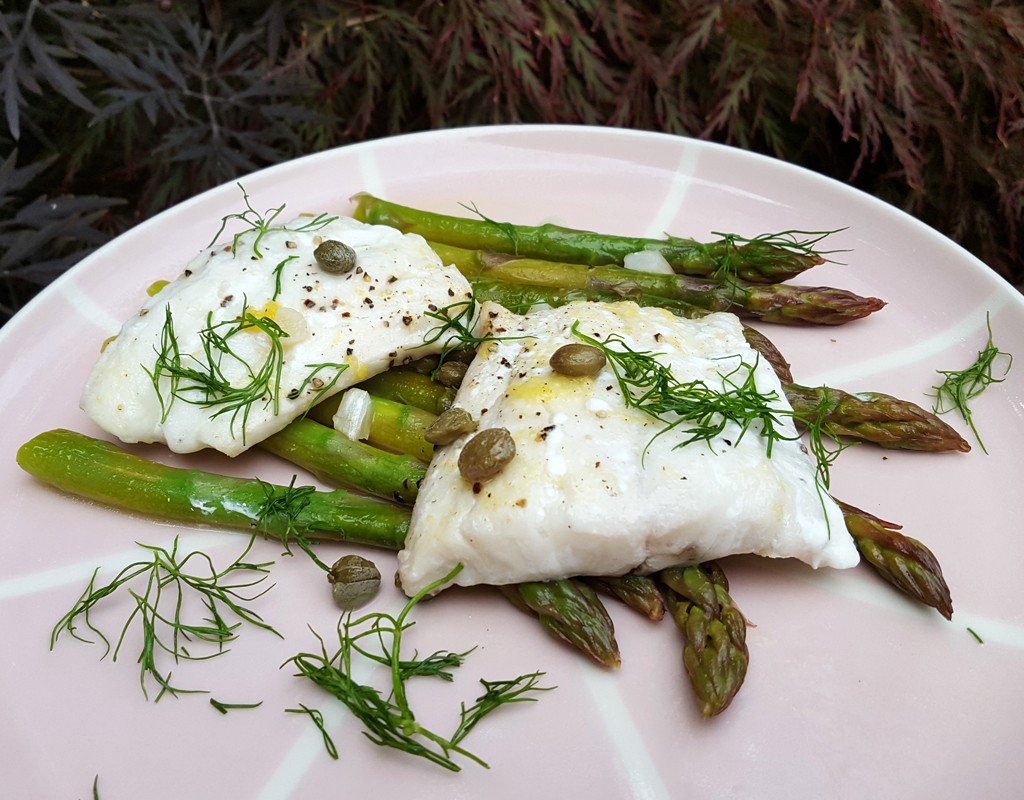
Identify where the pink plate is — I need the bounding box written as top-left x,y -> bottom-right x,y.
2,125 -> 1023,799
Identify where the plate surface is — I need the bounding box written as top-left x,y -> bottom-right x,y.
3,125 -> 1023,799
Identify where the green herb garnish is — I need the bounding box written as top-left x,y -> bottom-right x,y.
286,704 -> 339,759
967,627 -> 984,644
421,298 -> 530,373
931,313 -> 1012,454
146,306 -> 348,444
51,535 -> 279,701
459,201 -> 520,255
210,698 -> 263,714
255,476 -> 330,572
146,305 -> 288,444
208,184 -> 338,258
570,321 -> 789,457
284,564 -> 552,771
706,228 -> 847,283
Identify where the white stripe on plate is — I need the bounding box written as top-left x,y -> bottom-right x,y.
643,144 -> 702,239
583,665 -> 672,800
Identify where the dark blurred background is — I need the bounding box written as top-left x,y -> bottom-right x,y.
2,0 -> 1022,327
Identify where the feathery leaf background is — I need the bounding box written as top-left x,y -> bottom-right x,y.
2,0 -> 1022,326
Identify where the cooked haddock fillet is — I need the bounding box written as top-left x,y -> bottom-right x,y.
397,301 -> 858,596
81,214 -> 472,456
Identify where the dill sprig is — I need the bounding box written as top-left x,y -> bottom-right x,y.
208,184 -> 338,258
255,476 -> 331,572
146,306 -> 348,444
210,698 -> 263,714
459,201 -> 520,255
146,305 -> 287,443
570,321 -> 850,494
283,565 -> 552,771
931,314 -> 1012,454
50,535 -> 280,701
421,298 -> 530,371
286,704 -> 339,759
706,229 -> 848,283
570,321 -> 789,457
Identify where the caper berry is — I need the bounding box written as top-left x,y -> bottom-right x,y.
424,407 -> 479,445
328,554 -> 381,610
435,360 -> 468,388
549,343 -> 607,377
458,427 -> 516,482
314,239 -> 357,274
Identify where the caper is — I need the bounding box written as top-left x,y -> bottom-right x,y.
458,427 -> 516,482
328,554 -> 381,610
406,354 -> 441,375
424,407 -> 479,445
447,347 -> 477,365
313,239 -> 357,274
549,343 -> 607,377
435,360 -> 468,387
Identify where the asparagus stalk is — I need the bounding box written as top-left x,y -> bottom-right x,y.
308,392 -> 436,462
259,417 -> 426,504
658,563 -> 749,717
20,429 -> 623,667
432,242 -> 884,326
352,192 -> 828,283
837,500 -> 953,619
587,575 -> 666,621
17,428 -> 410,549
500,579 -> 621,668
786,384 -> 970,453
359,369 -> 456,415
472,278 -> 963,452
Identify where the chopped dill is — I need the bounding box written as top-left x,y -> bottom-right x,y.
283,564 -> 552,771
706,228 -> 848,282
286,705 -> 339,759
210,698 -> 263,714
255,476 -> 330,572
420,298 -> 530,372
459,201 -> 520,255
145,306 -> 348,443
931,313 -> 1012,454
208,184 -> 338,259
146,305 -> 289,445
50,535 -> 279,701
967,627 -> 984,644
271,255 -> 298,300
570,321 -> 789,458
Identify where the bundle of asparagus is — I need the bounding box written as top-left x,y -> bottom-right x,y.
17,194 -> 965,721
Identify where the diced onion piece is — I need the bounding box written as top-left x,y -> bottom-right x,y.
333,388 -> 373,441
623,250 -> 675,275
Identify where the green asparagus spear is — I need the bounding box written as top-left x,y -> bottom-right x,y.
432,242 -> 884,326
352,193 -> 829,283
837,499 -> 953,619
17,429 -> 410,550
658,563 -> 748,717
473,278 -> 961,452
359,369 -> 457,415
309,392 -> 436,462
786,384 -> 970,453
500,579 -> 621,669
259,417 -> 426,504
353,368 -> 456,417
20,429 -> 623,668
587,575 -> 666,621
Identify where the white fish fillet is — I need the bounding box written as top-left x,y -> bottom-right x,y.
81,214 -> 472,456
398,301 -> 859,595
